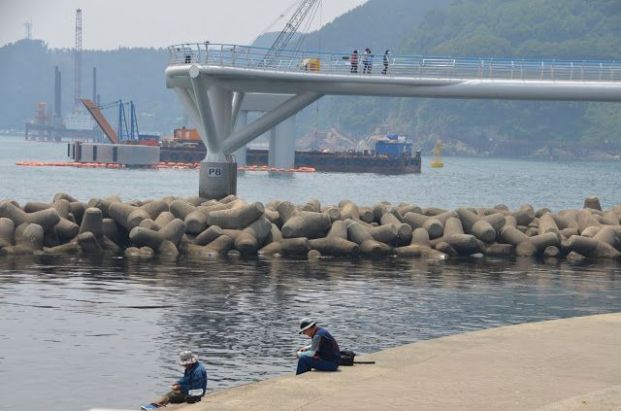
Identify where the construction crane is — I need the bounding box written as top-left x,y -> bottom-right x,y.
81,99 -> 140,144
260,0 -> 321,67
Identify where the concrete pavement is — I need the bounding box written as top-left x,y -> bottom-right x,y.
177,313 -> 621,411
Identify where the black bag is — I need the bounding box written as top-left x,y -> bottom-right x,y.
339,350 -> 356,366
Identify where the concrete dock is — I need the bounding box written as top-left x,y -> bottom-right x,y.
177,313 -> 621,411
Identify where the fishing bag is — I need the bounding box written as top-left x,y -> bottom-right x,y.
339,350 -> 356,366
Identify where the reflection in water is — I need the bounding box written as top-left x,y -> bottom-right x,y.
0,255 -> 619,411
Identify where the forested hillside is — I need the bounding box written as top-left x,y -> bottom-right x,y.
1,0 -> 621,158
309,0 -> 621,158
255,0 -> 451,52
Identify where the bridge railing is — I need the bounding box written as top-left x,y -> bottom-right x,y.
167,42 -> 621,82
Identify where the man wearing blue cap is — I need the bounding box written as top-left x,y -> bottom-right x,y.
296,318 -> 341,375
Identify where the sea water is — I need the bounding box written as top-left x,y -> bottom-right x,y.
0,136 -> 620,411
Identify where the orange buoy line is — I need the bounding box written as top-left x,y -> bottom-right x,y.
16,161 -> 317,173
16,161 -> 136,169
238,165 -> 316,173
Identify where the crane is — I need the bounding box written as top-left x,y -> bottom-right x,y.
260,0 -> 321,67
81,99 -> 140,144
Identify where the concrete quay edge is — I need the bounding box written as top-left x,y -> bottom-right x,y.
177,313 -> 621,411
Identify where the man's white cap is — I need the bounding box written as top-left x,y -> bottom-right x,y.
299,318 -> 317,334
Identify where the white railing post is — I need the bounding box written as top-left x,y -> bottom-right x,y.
550,62 -> 555,80
540,62 -> 544,80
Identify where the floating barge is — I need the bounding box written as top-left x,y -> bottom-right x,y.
161,133 -> 422,174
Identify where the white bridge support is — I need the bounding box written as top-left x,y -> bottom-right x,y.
166,43 -> 621,199
233,110 -> 297,169
233,111 -> 248,166
269,116 -> 296,169
235,110 -> 296,169
168,64 -> 321,199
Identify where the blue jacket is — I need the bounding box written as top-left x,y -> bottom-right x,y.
177,361 -> 207,399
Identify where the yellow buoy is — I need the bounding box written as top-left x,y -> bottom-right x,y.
431,159 -> 444,168
431,140 -> 444,168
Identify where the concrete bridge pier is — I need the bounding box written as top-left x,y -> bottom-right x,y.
168,64 -> 322,199
269,116 -> 296,169
199,161 -> 237,200
187,67 -> 239,199
233,111 -> 248,166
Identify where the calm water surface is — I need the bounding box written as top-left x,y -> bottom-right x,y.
0,136 -> 620,411
1,256 -> 621,411
1,136 -> 620,209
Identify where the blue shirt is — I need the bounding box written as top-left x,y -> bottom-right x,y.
297,327 -> 340,364
176,361 -> 207,398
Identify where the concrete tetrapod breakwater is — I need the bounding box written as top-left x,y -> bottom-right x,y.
174,313 -> 621,411
0,194 -> 620,262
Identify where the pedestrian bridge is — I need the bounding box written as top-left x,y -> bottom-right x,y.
164,43 -> 621,198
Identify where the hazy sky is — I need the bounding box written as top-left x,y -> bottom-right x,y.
0,0 -> 368,50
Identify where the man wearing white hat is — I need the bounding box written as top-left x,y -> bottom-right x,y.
141,350 -> 207,410
296,318 -> 341,375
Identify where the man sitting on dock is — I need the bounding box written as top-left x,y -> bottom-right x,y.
141,350 -> 207,410
296,318 -> 341,375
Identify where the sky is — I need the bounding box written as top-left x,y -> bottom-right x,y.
0,0 -> 368,50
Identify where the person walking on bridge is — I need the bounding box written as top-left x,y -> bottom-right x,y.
382,49 -> 391,74
363,48 -> 373,74
350,49 -> 359,73
296,318 -> 341,375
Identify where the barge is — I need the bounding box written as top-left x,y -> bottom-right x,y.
161,132 -> 422,174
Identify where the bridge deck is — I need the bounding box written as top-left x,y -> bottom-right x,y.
167,43 -> 621,83
164,42 -> 621,169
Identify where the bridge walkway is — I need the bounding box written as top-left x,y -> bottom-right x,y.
164,43 -> 621,198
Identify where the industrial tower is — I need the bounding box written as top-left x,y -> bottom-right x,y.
24,21 -> 32,40
74,9 -> 82,109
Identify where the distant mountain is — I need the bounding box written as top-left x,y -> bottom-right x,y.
254,0 -> 452,53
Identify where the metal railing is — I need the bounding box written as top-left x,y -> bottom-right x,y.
168,42 -> 621,82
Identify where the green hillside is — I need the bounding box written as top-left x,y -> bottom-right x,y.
406,0 -> 621,155
307,0 -> 621,158
403,0 -> 621,59
255,0 -> 451,53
